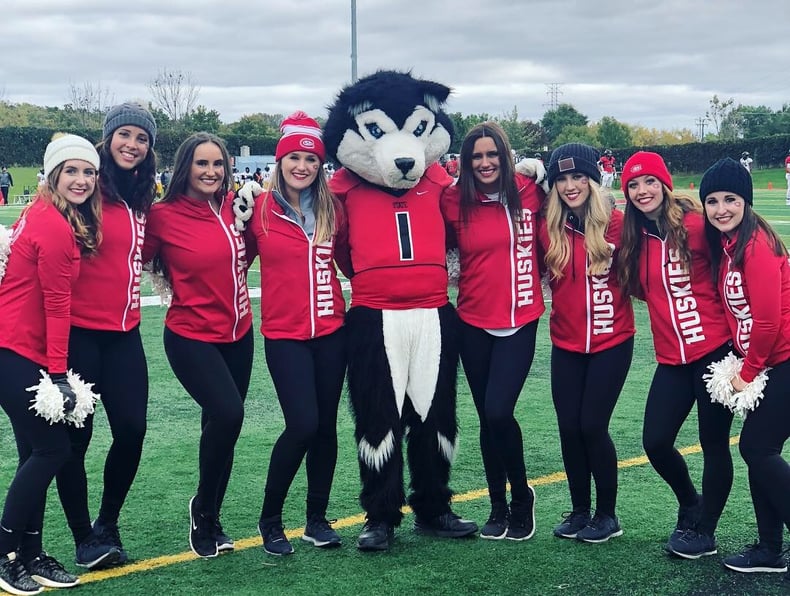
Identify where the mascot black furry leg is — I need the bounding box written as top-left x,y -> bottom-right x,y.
326,70 -> 477,551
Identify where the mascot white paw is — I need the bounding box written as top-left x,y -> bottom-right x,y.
516,158 -> 549,194
233,181 -> 261,231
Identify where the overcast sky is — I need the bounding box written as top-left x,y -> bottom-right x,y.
1,0 -> 787,133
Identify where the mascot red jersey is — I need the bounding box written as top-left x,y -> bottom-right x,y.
325,70 -> 477,551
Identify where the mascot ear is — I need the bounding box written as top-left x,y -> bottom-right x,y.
418,79 -> 451,109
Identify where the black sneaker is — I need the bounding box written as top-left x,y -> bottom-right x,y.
669,495 -> 702,543
259,521 -> 294,556
576,513 -> 623,544
357,520 -> 394,552
302,516 -> 341,548
25,553 -> 79,588
723,542 -> 788,573
92,519 -> 128,564
75,532 -> 122,570
188,496 -> 219,558
553,509 -> 591,539
480,502 -> 509,540
414,512 -> 478,538
666,529 -> 717,559
213,518 -> 234,553
0,552 -> 43,595
506,486 -> 536,541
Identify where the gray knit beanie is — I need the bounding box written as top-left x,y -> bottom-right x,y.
103,102 -> 157,147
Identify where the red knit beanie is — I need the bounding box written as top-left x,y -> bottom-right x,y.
621,151 -> 673,191
275,111 -> 325,162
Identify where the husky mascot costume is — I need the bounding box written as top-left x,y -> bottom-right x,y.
323,70 -> 477,551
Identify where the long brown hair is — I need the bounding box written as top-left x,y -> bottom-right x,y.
42,163 -> 102,255
97,135 -> 157,214
618,184 -> 700,296
162,132 -> 233,204
456,122 -> 521,230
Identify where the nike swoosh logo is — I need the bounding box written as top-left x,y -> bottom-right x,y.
192,519 -> 198,531
416,191 -> 428,195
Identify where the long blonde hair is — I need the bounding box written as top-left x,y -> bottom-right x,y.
260,161 -> 338,244
42,163 -> 102,255
543,180 -> 612,279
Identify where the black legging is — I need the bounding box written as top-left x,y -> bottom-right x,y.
0,349 -> 71,558
259,328 -> 347,522
642,342 -> 734,535
459,320 -> 538,506
56,326 -> 148,545
164,327 -> 254,518
737,358 -> 790,552
551,338 -> 633,517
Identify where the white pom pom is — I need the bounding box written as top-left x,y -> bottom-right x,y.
145,270 -> 172,306
0,224 -> 12,285
27,370 -> 67,425
703,352 -> 770,418
65,370 -> 100,428
446,248 -> 460,287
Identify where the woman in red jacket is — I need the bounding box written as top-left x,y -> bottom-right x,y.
246,112 -> 347,556
441,122 -> 544,541
143,132 -> 254,559
56,102 -> 157,570
700,158 -> 790,576
618,152 -> 734,560
538,143 -> 635,543
0,134 -> 101,594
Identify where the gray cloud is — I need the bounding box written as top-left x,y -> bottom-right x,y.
1,0 -> 787,131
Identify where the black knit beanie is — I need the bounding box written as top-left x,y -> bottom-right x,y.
547,143 -> 601,187
103,102 -> 157,148
699,157 -> 753,205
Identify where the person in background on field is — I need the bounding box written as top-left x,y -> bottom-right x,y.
142,132 -> 253,560
36,169 -> 46,190
253,167 -> 263,185
539,143 -> 635,543
597,149 -> 616,189
55,102 -> 158,571
784,149 -> 790,206
244,112 -> 347,556
739,152 -> 753,174
700,158 -> 790,577
618,151 -> 735,561
440,121 -> 544,542
444,154 -> 459,179
0,167 -> 13,206
0,134 -> 102,594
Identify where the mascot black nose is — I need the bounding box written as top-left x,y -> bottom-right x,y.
394,158 -> 415,175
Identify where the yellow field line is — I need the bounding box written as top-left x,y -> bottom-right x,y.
76,435 -> 740,586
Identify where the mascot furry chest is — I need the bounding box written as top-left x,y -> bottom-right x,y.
325,71 -> 476,550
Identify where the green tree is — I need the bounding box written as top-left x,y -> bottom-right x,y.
597,116 -> 632,150
541,104 -> 588,146
223,113 -> 281,137
182,105 -> 222,134
705,95 -> 735,138
553,124 -> 597,147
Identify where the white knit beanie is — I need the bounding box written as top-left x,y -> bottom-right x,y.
43,134 -> 100,177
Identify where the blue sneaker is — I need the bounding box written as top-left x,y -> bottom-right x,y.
666,529 -> 717,559
92,519 -> 129,564
723,542 -> 787,573
553,509 -> 591,539
75,532 -> 122,570
576,513 -> 623,543
302,516 -> 341,548
259,520 -> 294,556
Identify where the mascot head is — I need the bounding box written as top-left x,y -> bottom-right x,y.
324,70 -> 454,190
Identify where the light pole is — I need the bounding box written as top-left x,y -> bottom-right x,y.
351,0 -> 358,82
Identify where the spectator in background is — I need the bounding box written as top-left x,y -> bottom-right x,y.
739,151 -> 753,174
36,169 -> 46,190
0,167 -> 13,205
598,150 -> 616,189
160,167 -> 171,190
253,167 -> 263,185
445,154 -> 459,179
784,149 -> 790,206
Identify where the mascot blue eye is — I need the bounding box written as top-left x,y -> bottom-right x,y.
365,123 -> 384,139
413,120 -> 427,137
